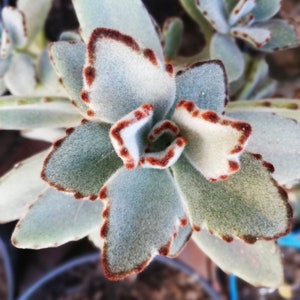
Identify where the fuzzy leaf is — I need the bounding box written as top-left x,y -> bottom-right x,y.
193,230 -> 284,287
81,28 -> 175,123
231,26 -> 271,49
172,154 -> 292,241
0,29 -> 12,59
17,0 -> 52,45
168,222 -> 192,257
228,111 -> 300,185
72,0 -> 163,60
42,121 -> 123,199
257,19 -> 299,52
49,41 -> 88,114
195,0 -> 229,34
12,188 -> 103,249
227,99 -> 300,123
36,49 -> 67,97
0,151 -> 48,223
210,33 -> 245,82
0,56 -> 10,76
163,17 -> 183,60
173,60 -> 228,115
228,0 -> 256,26
172,100 -> 251,181
99,167 -> 186,280
110,104 -> 154,169
2,6 -> 27,48
251,0 -> 281,22
4,53 -> 36,95
0,97 -> 81,130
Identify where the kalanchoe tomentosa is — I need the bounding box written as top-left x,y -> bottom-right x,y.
179,0 -> 299,82
2,0 -> 299,288
0,0 -> 53,95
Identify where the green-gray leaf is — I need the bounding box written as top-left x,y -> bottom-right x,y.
251,0 -> 281,22
72,0 -> 164,61
100,167 -> 186,280
0,97 -> 81,130
49,41 -> 88,114
210,33 -> 245,82
257,19 -> 299,52
172,154 -> 291,241
228,111 -> 300,185
42,121 -> 123,199
173,60 -> 228,115
193,229 -> 283,287
12,188 -> 103,248
0,151 -> 48,223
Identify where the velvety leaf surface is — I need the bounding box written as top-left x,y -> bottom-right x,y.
231,27 -> 271,49
227,99 -> 300,123
173,60 -> 228,115
12,188 -> 103,249
0,97 -> 81,129
193,230 -> 284,287
17,0 -> 52,45
0,56 -> 10,76
0,151 -> 48,223
256,19 -> 299,52
42,121 -> 123,199
0,28 -> 13,59
172,100 -> 251,181
251,0 -> 281,22
2,7 -> 27,48
72,0 -> 163,60
168,222 -> 192,257
81,28 -> 175,123
99,167 -> 186,280
109,104 -> 154,169
228,111 -> 300,185
49,41 -> 88,114
210,33 -> 245,82
172,154 -> 291,241
4,53 -> 36,95
228,0 -> 256,26
195,0 -> 229,34
36,49 -> 67,97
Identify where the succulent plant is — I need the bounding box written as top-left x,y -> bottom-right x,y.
179,0 -> 299,82
0,0 -> 54,96
0,0 -> 300,289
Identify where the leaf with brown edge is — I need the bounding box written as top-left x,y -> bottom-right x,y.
81,28 -> 175,124
42,121 -> 123,200
172,100 -> 251,181
0,151 -> 48,223
228,111 -> 300,185
49,41 -> 88,114
109,104 -> 154,170
193,229 -> 284,287
12,188 -> 103,249
172,60 -> 228,116
171,154 -> 292,242
72,0 -> 164,60
99,167 -> 186,280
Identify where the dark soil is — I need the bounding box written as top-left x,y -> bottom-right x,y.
22,256 -> 214,300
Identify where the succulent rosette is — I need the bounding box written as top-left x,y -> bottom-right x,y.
0,0 -> 299,288
180,0 -> 299,82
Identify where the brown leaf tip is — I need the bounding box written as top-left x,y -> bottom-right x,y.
88,28 -> 140,64
84,66 -> 96,86
143,48 -> 158,65
99,186 -> 108,200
